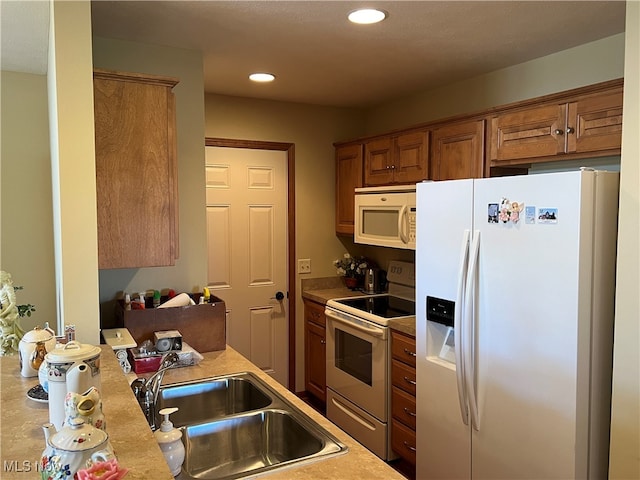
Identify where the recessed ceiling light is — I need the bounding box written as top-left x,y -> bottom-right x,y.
348,8 -> 387,24
249,73 -> 275,83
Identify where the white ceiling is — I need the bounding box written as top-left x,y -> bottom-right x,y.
2,1 -> 626,108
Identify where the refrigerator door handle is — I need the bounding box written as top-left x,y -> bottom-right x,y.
464,230 -> 481,431
454,229 -> 471,425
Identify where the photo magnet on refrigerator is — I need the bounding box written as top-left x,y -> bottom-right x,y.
525,206 -> 536,224
488,203 -> 498,223
538,208 -> 558,224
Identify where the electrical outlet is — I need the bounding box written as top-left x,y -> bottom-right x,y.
298,258 -> 311,274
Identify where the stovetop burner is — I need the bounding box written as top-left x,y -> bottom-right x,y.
333,295 -> 415,319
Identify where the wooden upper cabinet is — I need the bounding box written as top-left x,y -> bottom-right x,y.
364,137 -> 394,185
430,119 -> 485,180
490,83 -> 623,165
364,131 -> 428,186
93,69 -> 180,269
567,88 -> 623,154
335,143 -> 363,236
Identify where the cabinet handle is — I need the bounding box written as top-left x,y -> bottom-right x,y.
403,348 -> 416,357
390,165 -> 396,169
566,127 -> 575,134
404,376 -> 417,386
554,129 -> 564,135
320,339 -> 326,345
403,441 -> 417,452
403,407 -> 417,417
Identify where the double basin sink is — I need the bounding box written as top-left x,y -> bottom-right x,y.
155,372 -> 347,479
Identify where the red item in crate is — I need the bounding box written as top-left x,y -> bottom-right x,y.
128,348 -> 163,374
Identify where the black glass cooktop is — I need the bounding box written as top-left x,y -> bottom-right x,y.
334,295 -> 415,319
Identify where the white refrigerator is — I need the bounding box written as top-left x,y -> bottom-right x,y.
415,170 -> 619,479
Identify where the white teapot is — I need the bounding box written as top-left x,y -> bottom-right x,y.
18,325 -> 56,377
40,418 -> 115,479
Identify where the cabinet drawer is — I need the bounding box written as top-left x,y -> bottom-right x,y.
391,331 -> 416,367
392,359 -> 416,396
304,300 -> 325,327
391,419 -> 416,465
392,386 -> 416,430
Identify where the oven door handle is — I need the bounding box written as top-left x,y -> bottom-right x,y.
326,310 -> 385,338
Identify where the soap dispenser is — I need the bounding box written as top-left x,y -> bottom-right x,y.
154,407 -> 185,477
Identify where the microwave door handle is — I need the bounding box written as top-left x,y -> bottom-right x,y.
398,205 -> 409,244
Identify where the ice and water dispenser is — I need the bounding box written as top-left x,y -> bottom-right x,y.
426,296 -> 457,364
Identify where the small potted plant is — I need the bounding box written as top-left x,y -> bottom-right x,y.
333,253 -> 371,290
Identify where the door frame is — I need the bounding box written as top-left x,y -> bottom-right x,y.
205,137 -> 296,391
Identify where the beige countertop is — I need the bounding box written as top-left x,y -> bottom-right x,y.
1,344 -> 404,480
389,317 -> 416,338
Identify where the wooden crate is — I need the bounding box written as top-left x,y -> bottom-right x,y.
118,296 -> 226,353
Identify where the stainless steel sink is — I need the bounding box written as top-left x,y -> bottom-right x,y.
180,409 -> 344,480
159,372 -> 347,480
156,373 -> 272,427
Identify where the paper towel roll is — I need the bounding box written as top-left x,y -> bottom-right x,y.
157,292 -> 195,308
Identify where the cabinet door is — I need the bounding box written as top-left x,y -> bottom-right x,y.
394,131 -> 429,184
490,104 -> 567,162
364,137 -> 394,186
94,70 -> 179,269
567,88 -> 623,154
431,120 -> 485,180
305,318 -> 326,402
335,143 -> 363,235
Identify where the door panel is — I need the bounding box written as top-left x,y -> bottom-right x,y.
205,146 -> 288,386
416,179 -> 473,480
471,173 -> 584,479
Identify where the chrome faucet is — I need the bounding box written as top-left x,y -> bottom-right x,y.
130,352 -> 179,430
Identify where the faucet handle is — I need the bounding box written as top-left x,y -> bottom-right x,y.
160,352 -> 180,369
130,378 -> 146,398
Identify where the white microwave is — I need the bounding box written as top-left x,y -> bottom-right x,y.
354,185 -> 416,250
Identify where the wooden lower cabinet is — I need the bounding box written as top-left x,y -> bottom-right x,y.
304,300 -> 326,403
391,330 -> 417,467
391,418 -> 417,466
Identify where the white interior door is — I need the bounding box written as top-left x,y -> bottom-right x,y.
205,146 -> 288,386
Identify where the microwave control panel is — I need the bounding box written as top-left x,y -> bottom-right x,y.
408,207 -> 416,243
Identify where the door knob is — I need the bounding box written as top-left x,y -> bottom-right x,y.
271,291 -> 285,301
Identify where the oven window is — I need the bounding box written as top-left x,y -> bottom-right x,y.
335,328 -> 372,386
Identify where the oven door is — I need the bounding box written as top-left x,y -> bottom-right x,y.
325,307 -> 389,421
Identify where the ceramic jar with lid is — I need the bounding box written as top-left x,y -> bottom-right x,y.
18,326 -> 57,378
40,418 -> 115,479
44,341 -> 102,429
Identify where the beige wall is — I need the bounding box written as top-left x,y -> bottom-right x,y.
609,2 -> 640,478
0,71 -> 56,334
204,94 -> 365,390
91,37 -> 207,327
366,33 -> 625,134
